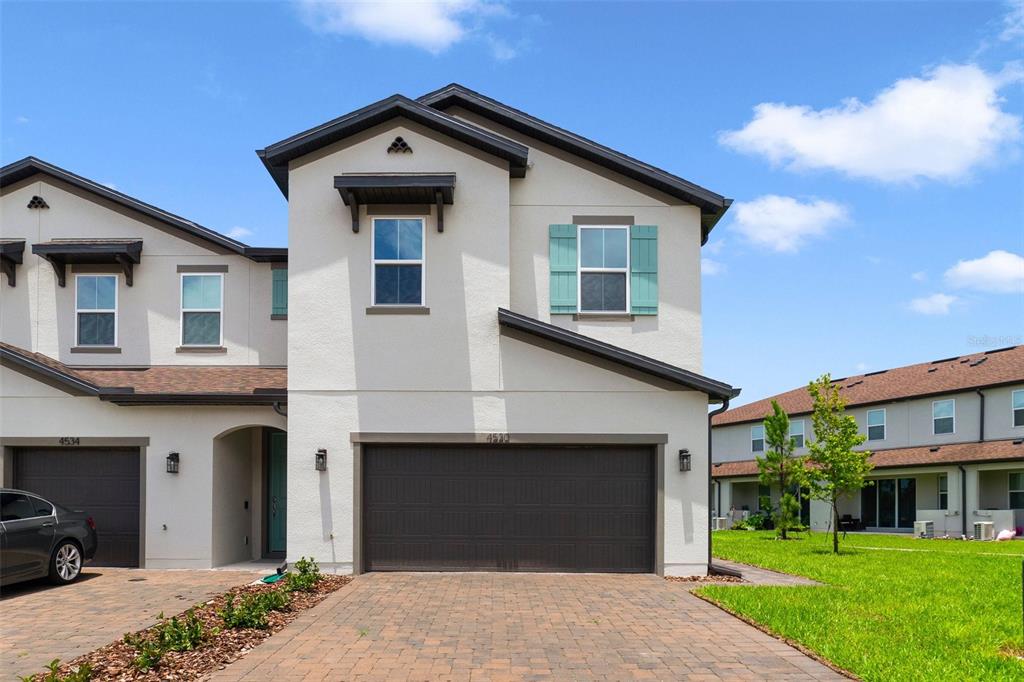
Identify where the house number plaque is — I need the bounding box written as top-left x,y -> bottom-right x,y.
486,433 -> 510,444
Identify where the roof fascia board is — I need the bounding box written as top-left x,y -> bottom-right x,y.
497,308 -> 738,401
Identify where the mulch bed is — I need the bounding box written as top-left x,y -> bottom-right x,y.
665,574 -> 745,584
27,575 -> 352,681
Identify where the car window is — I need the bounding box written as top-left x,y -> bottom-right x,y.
1,492 -> 36,521
28,496 -> 54,517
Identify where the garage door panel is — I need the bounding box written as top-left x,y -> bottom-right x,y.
13,447 -> 140,567
363,445 -> 654,573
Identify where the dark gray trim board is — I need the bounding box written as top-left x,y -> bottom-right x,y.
177,264 -> 229,273
572,215 -> 635,225
70,346 -> 122,354
1,157 -> 285,261
419,84 -> 732,243
497,308 -> 739,402
258,95 -> 529,197
365,306 -> 430,315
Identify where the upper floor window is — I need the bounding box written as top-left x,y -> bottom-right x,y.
1013,390 -> 1024,428
1010,472 -> 1024,509
76,275 -> 117,347
938,474 -> 948,510
932,399 -> 955,435
181,273 -> 223,346
271,267 -> 287,318
579,226 -> 628,313
867,408 -> 886,441
789,420 -> 805,448
373,218 -> 423,306
751,424 -> 765,453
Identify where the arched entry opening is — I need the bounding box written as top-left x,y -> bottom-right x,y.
211,425 -> 286,567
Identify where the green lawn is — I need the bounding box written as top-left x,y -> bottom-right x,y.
700,531 -> 1024,681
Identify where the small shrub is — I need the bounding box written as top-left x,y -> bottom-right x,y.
21,659 -> 92,682
220,590 -> 290,629
122,634 -> 163,672
284,556 -> 323,593
156,609 -> 207,652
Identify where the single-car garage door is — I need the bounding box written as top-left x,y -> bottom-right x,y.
363,444 -> 654,573
13,447 -> 141,567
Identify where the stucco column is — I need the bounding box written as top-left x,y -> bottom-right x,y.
963,465 -> 980,537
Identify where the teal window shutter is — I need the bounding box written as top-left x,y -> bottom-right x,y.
271,268 -> 288,316
630,225 -> 658,315
549,224 -> 578,314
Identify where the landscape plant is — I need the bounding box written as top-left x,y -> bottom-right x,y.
756,400 -> 809,539
284,556 -> 323,593
805,374 -> 872,553
20,659 -> 92,682
220,589 -> 290,630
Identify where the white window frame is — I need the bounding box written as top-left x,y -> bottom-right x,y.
180,272 -> 224,347
577,225 -> 630,314
789,420 -> 805,448
932,399 -> 956,435
1013,390 -> 1024,429
371,217 -> 426,307
74,273 -> 118,347
1009,471 -> 1024,509
866,408 -> 886,441
751,424 -> 765,453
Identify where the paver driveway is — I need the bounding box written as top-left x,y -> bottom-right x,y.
0,567 -> 260,680
211,573 -> 844,681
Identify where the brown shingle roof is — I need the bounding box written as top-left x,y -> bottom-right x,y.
0,342 -> 285,404
712,345 -> 1024,426
712,438 -> 1024,478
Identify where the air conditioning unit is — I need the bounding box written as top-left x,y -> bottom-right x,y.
913,520 -> 933,539
712,517 -> 729,531
974,521 -> 995,541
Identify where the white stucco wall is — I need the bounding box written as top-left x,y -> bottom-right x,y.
0,175 -> 286,366
0,364 -> 284,567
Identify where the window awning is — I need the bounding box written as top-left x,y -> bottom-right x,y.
32,239 -> 143,287
334,174 -> 455,233
1,239 -> 25,287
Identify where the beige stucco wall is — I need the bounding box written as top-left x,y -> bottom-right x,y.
211,428 -> 259,566
0,176 -> 286,366
0,364 -> 284,567
285,116 -> 713,574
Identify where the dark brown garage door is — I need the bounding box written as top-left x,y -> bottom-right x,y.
13,447 -> 141,567
363,445 -> 654,573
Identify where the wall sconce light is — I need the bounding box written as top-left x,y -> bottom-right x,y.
166,452 -> 180,474
678,449 -> 691,472
315,448 -> 327,471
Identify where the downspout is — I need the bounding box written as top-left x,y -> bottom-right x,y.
708,397 -> 731,571
958,464 -> 968,537
976,389 -> 985,442
272,401 -> 287,417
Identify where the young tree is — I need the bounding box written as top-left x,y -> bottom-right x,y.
756,401 -> 809,540
806,374 -> 873,553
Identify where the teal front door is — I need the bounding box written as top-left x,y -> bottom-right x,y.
267,432 -> 287,554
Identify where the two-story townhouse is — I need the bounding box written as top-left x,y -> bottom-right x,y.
711,346 -> 1024,538
1,84 -> 737,576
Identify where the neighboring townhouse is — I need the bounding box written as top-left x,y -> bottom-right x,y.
711,347 -> 1024,538
1,84 -> 737,575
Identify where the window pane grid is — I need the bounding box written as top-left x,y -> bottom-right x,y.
76,275 -> 117,346
579,227 -> 629,313
181,274 -> 223,346
373,218 -> 424,306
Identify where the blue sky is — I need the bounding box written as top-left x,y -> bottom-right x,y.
3,1 -> 1022,405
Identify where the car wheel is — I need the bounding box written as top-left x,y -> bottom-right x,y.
49,541 -> 83,584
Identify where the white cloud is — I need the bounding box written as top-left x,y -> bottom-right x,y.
226,226 -> 254,240
909,293 -> 958,315
15,116 -> 29,124
719,64 -> 1022,183
704,238 -> 726,256
911,271 -> 928,282
1002,0 -> 1024,41
730,195 -> 848,253
701,258 -> 725,276
296,0 -> 511,55
854,362 -> 869,373
944,250 -> 1024,293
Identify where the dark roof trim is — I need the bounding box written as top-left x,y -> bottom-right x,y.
419,84 -> 732,243
257,95 -> 529,197
243,247 -> 288,263
0,240 -> 25,287
497,308 -> 739,401
1,157 -> 285,261
32,240 -> 143,287
104,392 -> 287,406
0,345 -> 131,398
334,174 -> 456,233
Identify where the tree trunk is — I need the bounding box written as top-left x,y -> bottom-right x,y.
832,500 -> 839,554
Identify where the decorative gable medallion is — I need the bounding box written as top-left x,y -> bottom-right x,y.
387,136 -> 412,154
27,195 -> 49,209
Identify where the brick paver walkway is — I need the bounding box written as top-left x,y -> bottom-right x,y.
0,567 -> 260,680
210,573 -> 844,681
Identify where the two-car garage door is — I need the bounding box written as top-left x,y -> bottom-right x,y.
12,447 -> 141,567
362,444 -> 655,573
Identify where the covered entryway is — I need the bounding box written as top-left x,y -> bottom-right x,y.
12,447 -> 140,567
362,444 -> 654,573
